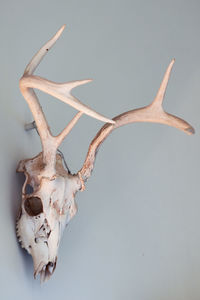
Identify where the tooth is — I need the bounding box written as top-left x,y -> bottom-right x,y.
40,270 -> 45,283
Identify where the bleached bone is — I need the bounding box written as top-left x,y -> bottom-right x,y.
19,24 -> 115,173
16,25 -> 194,283
79,59 -> 194,180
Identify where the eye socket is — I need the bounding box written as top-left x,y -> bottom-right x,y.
24,197 -> 43,216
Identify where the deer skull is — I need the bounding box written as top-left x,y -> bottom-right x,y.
16,153 -> 81,281
16,25 -> 194,282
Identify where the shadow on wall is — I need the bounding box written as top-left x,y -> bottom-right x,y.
9,165 -> 34,282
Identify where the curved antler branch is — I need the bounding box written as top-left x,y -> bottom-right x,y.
20,25 -> 66,148
19,25 -> 114,173
79,60 -> 194,180
20,75 -> 115,125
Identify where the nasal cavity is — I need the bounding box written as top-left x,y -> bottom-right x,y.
24,197 -> 43,216
25,184 -> 34,195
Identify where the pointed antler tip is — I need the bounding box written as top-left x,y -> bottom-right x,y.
185,126 -> 195,135
68,79 -> 93,91
81,79 -> 93,83
62,24 -> 66,31
85,79 -> 93,84
58,24 -> 66,35
169,58 -> 175,68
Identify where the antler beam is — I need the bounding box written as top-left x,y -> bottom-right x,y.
79,59 -> 194,180
19,25 -> 114,172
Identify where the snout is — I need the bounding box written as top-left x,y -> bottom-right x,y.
34,258 -> 57,282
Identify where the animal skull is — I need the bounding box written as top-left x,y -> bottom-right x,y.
16,153 -> 81,281
16,25 -> 194,282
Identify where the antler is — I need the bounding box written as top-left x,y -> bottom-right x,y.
79,59 -> 194,180
19,25 -> 114,173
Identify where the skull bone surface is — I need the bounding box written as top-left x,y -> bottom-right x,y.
16,153 -> 81,282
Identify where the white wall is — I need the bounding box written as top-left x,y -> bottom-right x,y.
0,0 -> 200,299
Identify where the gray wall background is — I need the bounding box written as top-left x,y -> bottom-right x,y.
0,0 -> 200,299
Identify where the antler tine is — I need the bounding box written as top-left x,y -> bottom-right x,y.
20,25 -> 69,156
79,60 -> 194,180
19,25 -> 66,149
20,76 -> 115,125
24,24 -> 66,76
151,58 -> 175,108
20,25 -> 115,172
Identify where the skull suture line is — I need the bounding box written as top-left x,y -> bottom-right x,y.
16,25 -> 194,282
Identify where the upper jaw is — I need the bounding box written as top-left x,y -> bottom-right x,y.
34,258 -> 57,283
